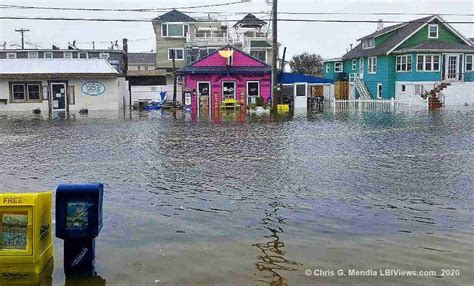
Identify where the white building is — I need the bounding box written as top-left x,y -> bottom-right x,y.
0,59 -> 129,113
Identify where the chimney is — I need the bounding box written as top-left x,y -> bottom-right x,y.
122,38 -> 128,77
377,19 -> 384,31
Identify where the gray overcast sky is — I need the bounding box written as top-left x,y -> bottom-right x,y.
1,0 -> 473,59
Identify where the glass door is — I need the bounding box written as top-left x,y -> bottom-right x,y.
359,57 -> 364,79
446,55 -> 458,80
197,82 -> 210,117
51,83 -> 67,110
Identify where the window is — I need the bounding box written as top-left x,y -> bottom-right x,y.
377,83 -> 383,99
208,48 -> 218,54
296,84 -> 307,97
250,50 -> 267,62
415,85 -> 424,95
362,38 -> 375,49
78,52 -> 88,59
416,54 -> 440,71
63,52 -> 73,59
466,55 -> 473,71
28,52 -> 38,59
401,85 -> 406,93
10,82 -> 42,102
162,23 -> 189,37
326,64 -> 330,73
128,65 -> 138,71
6,53 -> 16,59
428,24 -> 438,39
44,52 -> 53,59
247,81 -> 260,96
146,65 -> 155,70
352,59 -> 357,70
368,56 -> 377,73
12,84 -> 25,101
168,48 -> 184,60
334,62 -> 343,73
27,84 -> 41,100
223,82 -> 236,99
396,55 -> 412,72
99,53 -> 110,59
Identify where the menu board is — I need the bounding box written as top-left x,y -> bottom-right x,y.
66,201 -> 89,230
0,212 -> 28,250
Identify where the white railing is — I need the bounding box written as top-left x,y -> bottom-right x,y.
332,98 -> 429,112
354,74 -> 371,99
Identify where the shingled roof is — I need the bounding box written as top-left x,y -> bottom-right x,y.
233,13 -> 267,28
393,40 -> 474,53
343,15 -> 434,60
154,9 -> 196,22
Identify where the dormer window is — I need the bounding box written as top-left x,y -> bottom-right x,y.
162,23 -> 189,38
362,38 -> 375,49
428,24 -> 438,39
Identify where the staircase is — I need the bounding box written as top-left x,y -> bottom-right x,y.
354,74 -> 372,100
426,82 -> 450,109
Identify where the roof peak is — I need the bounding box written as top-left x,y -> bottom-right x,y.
233,13 -> 267,28
154,9 -> 197,23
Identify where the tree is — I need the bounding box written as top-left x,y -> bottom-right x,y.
289,52 -> 323,75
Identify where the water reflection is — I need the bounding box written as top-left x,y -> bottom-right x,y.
0,259 -> 53,286
254,201 -> 301,286
64,275 -> 106,286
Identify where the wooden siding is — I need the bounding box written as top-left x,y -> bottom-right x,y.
192,49 -> 267,67
397,21 -> 465,50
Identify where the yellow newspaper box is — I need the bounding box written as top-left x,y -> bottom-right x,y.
277,104 -> 290,113
0,192 -> 54,283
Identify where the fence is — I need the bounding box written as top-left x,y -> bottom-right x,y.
332,98 -> 428,112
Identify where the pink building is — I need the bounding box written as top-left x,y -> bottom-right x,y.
178,47 -> 271,116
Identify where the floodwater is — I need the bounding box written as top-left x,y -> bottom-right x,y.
0,107 -> 473,286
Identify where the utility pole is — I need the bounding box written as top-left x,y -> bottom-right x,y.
279,47 -> 287,102
271,0 -> 278,111
15,28 -> 30,49
172,50 -> 177,108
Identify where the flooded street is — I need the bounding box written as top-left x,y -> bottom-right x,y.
0,108 -> 473,285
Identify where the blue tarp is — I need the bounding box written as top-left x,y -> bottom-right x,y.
279,72 -> 333,84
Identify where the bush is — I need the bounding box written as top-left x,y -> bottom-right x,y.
256,96 -> 264,107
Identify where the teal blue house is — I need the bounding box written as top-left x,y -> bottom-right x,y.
322,15 -> 474,100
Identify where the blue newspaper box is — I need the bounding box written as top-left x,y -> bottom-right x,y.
56,183 -> 103,239
56,183 -> 104,277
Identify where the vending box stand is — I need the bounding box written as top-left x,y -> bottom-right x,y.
55,183 -> 103,276
0,192 -> 54,282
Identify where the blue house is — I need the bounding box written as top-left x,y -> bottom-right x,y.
322,15 -> 474,102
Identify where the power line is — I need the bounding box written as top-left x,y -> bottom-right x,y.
1,4 -> 473,17
0,1 -> 247,12
1,16 -> 474,24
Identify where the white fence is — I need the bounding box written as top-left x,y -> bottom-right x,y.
332,98 -> 428,112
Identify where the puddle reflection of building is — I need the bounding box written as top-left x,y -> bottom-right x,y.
253,201 -> 301,286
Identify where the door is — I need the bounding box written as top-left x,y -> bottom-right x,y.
222,82 -> 236,100
359,57 -> 364,79
51,83 -> 67,110
445,55 -> 458,80
197,82 -> 211,117
294,83 -> 307,109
